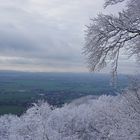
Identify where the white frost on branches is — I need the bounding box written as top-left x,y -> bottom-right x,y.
104,0 -> 125,7
0,88 -> 140,140
84,0 -> 140,77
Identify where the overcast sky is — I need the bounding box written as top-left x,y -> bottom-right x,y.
0,0 -> 139,74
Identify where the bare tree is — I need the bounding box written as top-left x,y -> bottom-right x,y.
84,0 -> 140,77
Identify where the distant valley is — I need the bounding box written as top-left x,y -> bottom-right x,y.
0,71 -> 128,115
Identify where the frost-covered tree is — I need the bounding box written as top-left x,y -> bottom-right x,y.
0,88 -> 140,140
84,0 -> 140,77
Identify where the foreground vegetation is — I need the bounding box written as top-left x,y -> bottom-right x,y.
0,86 -> 139,140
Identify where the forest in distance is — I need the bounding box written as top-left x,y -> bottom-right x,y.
0,71 -> 128,115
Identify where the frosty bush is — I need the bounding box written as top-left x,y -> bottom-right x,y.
0,88 -> 140,140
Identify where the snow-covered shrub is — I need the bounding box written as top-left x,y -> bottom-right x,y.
0,89 -> 140,140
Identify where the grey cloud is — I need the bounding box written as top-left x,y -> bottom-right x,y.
0,0 -> 91,66
0,0 -> 138,73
